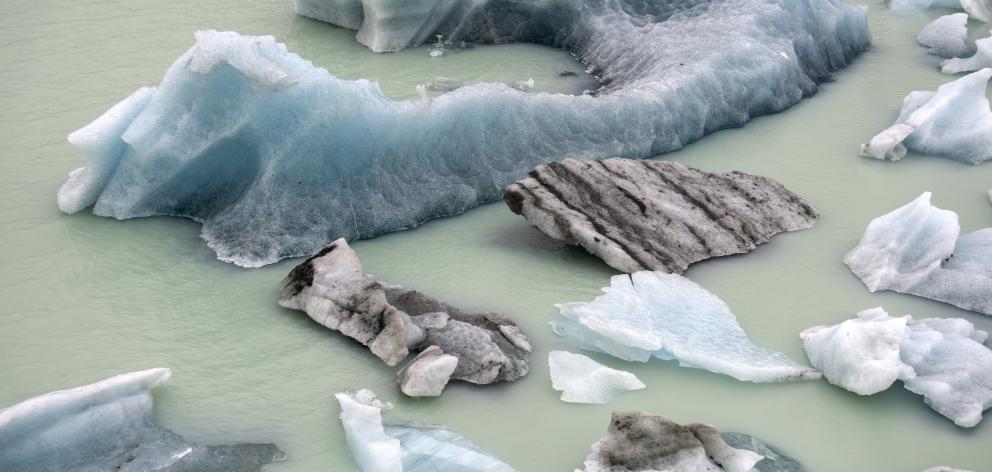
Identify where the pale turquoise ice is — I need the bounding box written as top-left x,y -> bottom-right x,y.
548,351 -> 645,404
55,0 -> 869,267
552,272 -> 820,383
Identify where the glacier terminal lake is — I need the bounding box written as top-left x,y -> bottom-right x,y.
1,1 -> 991,471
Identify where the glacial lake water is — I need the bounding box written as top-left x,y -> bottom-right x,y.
1,1 -> 991,471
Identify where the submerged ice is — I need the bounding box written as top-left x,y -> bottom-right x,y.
59,0 -> 869,267
552,271 -> 820,383
335,389 -> 514,471
548,350 -> 645,404
0,369 -> 283,472
860,69 -> 992,164
843,192 -> 992,315
801,308 -> 992,428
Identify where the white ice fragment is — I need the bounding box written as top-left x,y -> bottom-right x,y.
801,308 -> 992,427
336,389 -> 514,471
396,346 -> 459,397
890,0 -> 992,22
548,351 -> 645,404
844,192 -> 992,315
552,272 -> 820,383
918,13 -> 970,58
942,35 -> 992,72
861,69 -> 992,164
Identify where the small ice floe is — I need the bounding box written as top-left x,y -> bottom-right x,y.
801,307 -> 992,427
844,192 -> 992,315
0,369 -> 284,472
889,0 -> 991,22
917,13 -> 970,58
548,350 -> 645,404
861,69 -> 992,164
552,271 -> 820,383
335,390 -> 514,471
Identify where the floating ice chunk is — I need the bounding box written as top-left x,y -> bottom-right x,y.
295,0 -> 363,30
923,468 -> 975,472
580,412 -> 764,472
60,0 -> 870,268
548,351 -> 645,404
860,69 -> 992,164
552,272 -> 820,383
801,308 -> 992,427
280,239 -> 530,393
0,369 -> 283,472
720,433 -> 802,472
942,35 -> 992,72
918,13 -> 970,58
844,192 -> 992,315
336,390 -> 514,471
890,0 -> 991,22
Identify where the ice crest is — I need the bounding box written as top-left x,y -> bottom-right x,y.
552,272 -> 820,383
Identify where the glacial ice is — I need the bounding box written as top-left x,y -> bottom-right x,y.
280,239 -> 530,394
552,271 -> 820,383
335,390 -> 514,471
579,412 -> 765,472
548,350 -> 645,404
890,0 -> 992,22
843,192 -> 992,315
801,307 -> 992,428
942,36 -> 992,72
0,369 -> 283,472
923,468 -> 975,472
917,13 -> 970,58
720,433 -> 802,472
60,0 -> 869,267
860,69 -> 992,164
505,159 -> 820,274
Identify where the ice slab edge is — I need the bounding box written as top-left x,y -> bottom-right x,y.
0,369 -> 283,472
61,0 -> 869,267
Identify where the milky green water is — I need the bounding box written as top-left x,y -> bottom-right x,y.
1,1 -> 991,471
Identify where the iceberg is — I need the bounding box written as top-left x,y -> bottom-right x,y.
59,0 -> 870,268
860,69 -> 992,164
917,13 -> 970,58
843,192 -> 992,315
0,369 -> 283,472
801,308 -> 992,428
552,271 -> 820,383
548,350 -> 646,404
280,239 -> 530,394
335,389 -> 514,471
942,36 -> 992,72
505,159 -> 820,274
579,411 -> 766,472
890,0 -> 992,21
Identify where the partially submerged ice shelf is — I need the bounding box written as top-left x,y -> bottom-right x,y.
0,369 -> 283,472
552,271 -> 820,383
860,69 -> 992,164
59,0 -> 869,268
280,239 -> 531,396
917,13 -> 970,58
579,411 -> 800,472
548,350 -> 645,404
505,159 -> 820,274
843,192 -> 992,315
335,389 -> 514,471
801,307 -> 992,428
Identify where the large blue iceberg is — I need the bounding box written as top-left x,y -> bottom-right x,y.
0,369 -> 283,472
59,0 -> 869,267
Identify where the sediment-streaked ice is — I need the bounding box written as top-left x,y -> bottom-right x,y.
335,390 -> 514,471
548,350 -> 645,404
552,271 -> 820,383
917,13 -> 970,58
59,0 -> 869,267
844,192 -> 992,315
801,308 -> 992,428
861,69 -> 992,164
0,369 -> 283,472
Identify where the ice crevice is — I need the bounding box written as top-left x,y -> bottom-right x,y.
60,0 -> 869,267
